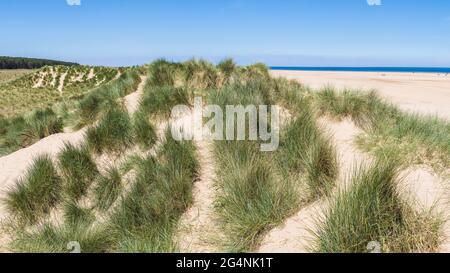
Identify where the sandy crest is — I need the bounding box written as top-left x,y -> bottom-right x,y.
271,70 -> 450,120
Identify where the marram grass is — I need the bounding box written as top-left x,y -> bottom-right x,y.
5,155 -> 63,224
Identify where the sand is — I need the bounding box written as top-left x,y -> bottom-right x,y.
176,140 -> 222,253
399,168 -> 450,252
124,75 -> 147,114
271,70 -> 450,120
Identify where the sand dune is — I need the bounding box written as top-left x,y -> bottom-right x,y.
271,70 -> 450,120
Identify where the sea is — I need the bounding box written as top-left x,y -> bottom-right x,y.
270,67 -> 450,74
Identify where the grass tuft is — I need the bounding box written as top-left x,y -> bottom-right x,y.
109,130 -> 198,252
21,108 -> 63,147
58,143 -> 99,201
94,167 -> 123,212
63,201 -> 95,227
86,106 -> 133,154
315,87 -> 450,173
11,222 -> 113,253
5,155 -> 63,224
132,109 -> 157,149
315,160 -> 440,253
279,105 -> 337,198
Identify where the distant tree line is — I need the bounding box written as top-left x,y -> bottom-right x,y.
0,56 -> 79,69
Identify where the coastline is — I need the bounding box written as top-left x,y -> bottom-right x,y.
270,67 -> 450,74
271,70 -> 450,120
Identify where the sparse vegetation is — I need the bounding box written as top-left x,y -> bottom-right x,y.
0,65 -> 118,117
0,67 -> 140,157
0,69 -> 35,84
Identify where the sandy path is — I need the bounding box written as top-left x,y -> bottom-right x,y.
258,118 -> 367,253
271,70 -> 450,120
176,139 -> 222,253
124,76 -> 147,114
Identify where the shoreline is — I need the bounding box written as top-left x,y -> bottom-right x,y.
270,67 -> 450,74
271,70 -> 450,120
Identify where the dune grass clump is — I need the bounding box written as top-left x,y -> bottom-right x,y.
21,108 -> 63,146
209,82 -> 304,252
181,59 -> 219,89
272,77 -> 309,110
77,92 -> 103,126
5,155 -> 63,224
240,63 -> 270,81
214,140 -> 298,252
0,115 -> 9,135
132,109 -> 157,149
0,116 -> 26,155
315,87 -> 398,128
0,108 -> 63,155
279,105 -> 337,198
217,58 -> 237,80
207,75 -> 339,251
315,160 -> 440,253
109,131 -> 198,252
11,222 -> 113,253
315,87 -> 450,172
63,201 -> 95,227
86,106 -> 133,154
140,84 -> 192,119
148,59 -> 180,87
94,167 -> 123,212
58,143 -> 99,201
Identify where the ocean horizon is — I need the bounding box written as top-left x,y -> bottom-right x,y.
270,67 -> 450,74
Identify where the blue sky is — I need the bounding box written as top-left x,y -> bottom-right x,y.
1,0 -> 449,66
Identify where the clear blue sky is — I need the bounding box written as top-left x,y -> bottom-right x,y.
1,0 -> 449,67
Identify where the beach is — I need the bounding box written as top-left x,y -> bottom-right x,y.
271,70 -> 450,120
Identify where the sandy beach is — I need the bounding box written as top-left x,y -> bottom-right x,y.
271,70 -> 450,120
